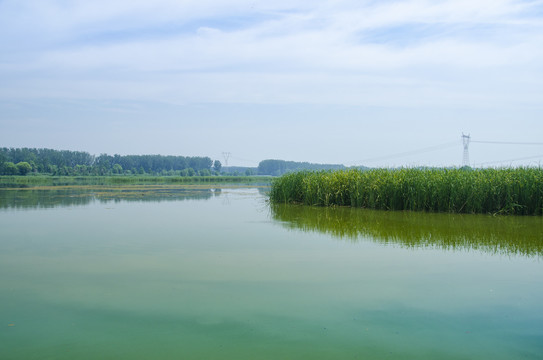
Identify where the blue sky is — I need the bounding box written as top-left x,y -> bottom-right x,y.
1,0 -> 542,167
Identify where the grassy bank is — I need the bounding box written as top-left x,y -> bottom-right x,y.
269,168 -> 543,215
0,175 -> 273,188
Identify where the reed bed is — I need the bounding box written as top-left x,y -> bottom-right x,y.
269,168 -> 543,215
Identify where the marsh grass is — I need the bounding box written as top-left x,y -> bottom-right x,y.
269,168 -> 543,215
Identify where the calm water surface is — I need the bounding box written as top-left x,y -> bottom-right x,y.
0,186 -> 542,359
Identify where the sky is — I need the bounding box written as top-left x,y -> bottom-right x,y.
1,0 -> 542,168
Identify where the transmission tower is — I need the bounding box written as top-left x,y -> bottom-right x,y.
462,133 -> 471,167
222,152 -> 231,166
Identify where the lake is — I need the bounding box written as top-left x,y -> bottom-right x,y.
1,185 -> 542,359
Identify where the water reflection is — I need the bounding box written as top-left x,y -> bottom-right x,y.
0,187 -> 218,210
270,203 -> 543,257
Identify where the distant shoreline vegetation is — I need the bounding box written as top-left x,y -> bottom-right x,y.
0,148 -> 354,177
269,168 -> 543,216
0,175 -> 273,188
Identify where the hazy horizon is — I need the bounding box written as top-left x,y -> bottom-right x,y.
1,1 -> 542,168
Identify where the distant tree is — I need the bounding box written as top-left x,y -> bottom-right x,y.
74,165 -> 88,175
16,162 -> 32,175
27,162 -> 37,174
0,147 -> 218,176
257,159 -> 346,176
213,160 -> 222,173
47,164 -> 59,175
2,162 -> 18,175
112,164 -> 123,174
59,166 -> 73,176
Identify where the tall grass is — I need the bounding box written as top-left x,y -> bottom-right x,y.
269,168 -> 543,215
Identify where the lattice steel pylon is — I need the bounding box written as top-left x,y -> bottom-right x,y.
462,133 -> 471,167
222,152 -> 231,166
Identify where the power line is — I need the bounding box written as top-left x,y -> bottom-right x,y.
230,155 -> 259,164
349,141 -> 459,165
473,154 -> 543,167
472,140 -> 543,145
219,154 -> 259,166
462,133 -> 470,167
221,152 -> 231,166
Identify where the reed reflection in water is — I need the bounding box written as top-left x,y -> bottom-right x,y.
270,203 -> 543,257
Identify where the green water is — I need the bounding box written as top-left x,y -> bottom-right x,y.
0,186 -> 542,359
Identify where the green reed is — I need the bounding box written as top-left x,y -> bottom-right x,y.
269,167 -> 543,215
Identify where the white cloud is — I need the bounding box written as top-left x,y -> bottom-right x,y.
1,0 -> 542,109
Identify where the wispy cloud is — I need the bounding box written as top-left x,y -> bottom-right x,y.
1,0 -> 542,107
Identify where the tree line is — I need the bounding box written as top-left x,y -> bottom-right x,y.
0,148 -> 360,177
0,148 -> 222,176
257,159 -> 348,176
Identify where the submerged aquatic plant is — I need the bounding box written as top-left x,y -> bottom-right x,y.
269,167 -> 543,215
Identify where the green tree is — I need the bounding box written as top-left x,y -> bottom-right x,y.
47,164 -> 59,175
16,162 -> 32,175
213,160 -> 222,173
75,165 -> 88,175
112,164 -> 123,174
2,162 -> 18,175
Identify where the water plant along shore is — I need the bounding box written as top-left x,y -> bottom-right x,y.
269,168 -> 543,215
